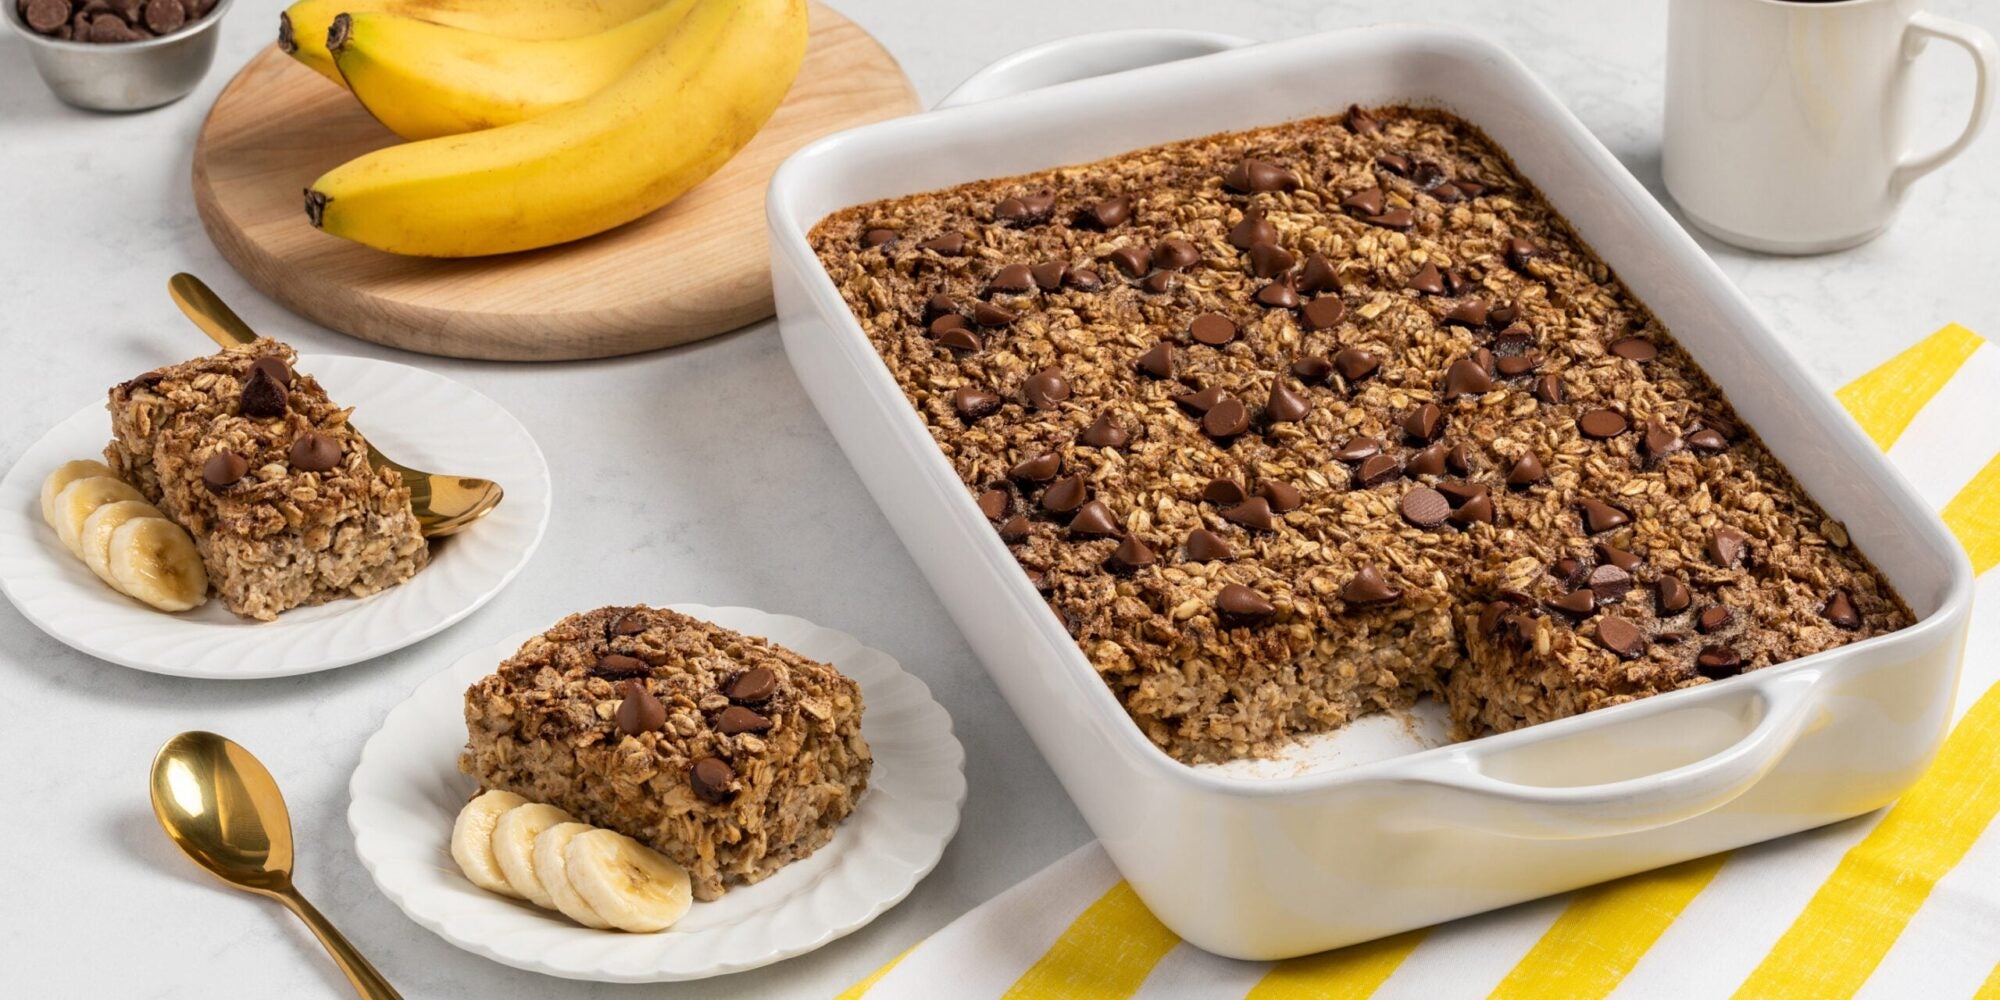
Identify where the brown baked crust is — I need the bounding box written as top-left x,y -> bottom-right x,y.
104,338 -> 427,620
459,606 -> 871,901
807,106 -> 1912,764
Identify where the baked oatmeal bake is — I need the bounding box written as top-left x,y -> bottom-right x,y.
808,104 -> 1913,765
105,338 -> 428,620
460,606 -> 871,900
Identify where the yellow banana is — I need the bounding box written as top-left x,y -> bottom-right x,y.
278,0 -> 664,87
306,0 -> 807,258
329,0 -> 700,140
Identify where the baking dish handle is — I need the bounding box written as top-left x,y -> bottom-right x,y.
1398,668 -> 1824,839
935,29 -> 1255,109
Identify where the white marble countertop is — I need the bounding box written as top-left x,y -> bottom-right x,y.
2,0 -> 1995,996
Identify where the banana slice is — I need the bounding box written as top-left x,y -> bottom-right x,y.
491,802 -> 574,909
40,459 -> 114,529
80,500 -> 166,584
562,828 -> 691,933
55,476 -> 146,558
449,790 -> 528,897
106,518 -> 208,612
533,822 -> 613,929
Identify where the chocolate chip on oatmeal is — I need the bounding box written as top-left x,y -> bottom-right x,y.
1136,341 -> 1174,378
1298,253 -> 1339,294
1010,451 -> 1061,482
998,515 -> 1030,542
977,488 -> 1009,519
1587,564 -> 1633,603
1042,475 -> 1087,513
1023,367 -> 1071,410
1069,500 -> 1121,536
1533,372 -> 1565,405
1292,354 -> 1333,384
1080,413 -> 1129,449
1444,299 -> 1488,327
938,327 -> 982,352
1549,589 -> 1596,618
1185,528 -> 1232,561
1216,583 -> 1275,621
1406,443 -> 1446,477
1437,480 -> 1487,508
1823,590 -> 1862,629
1552,558 -> 1588,588
1506,452 -> 1546,487
1223,158 -> 1299,193
988,263 -> 1034,294
928,314 -> 971,338
1595,542 -> 1642,571
924,293 -> 960,320
1574,408 -> 1628,440
1401,486 -> 1451,528
202,451 -> 248,492
1249,243 -> 1296,279
1334,348 -> 1382,384
716,705 -> 771,735
1656,576 -> 1692,614
1108,245 -> 1152,278
1202,396 -> 1250,438
1031,261 -> 1068,289
1155,239 -> 1201,271
1334,437 -> 1382,463
1595,616 -> 1646,659
919,233 -> 966,256
690,757 -> 736,803
1696,605 -> 1734,633
971,301 -> 1017,327
1696,645 -> 1742,678
1143,269 -> 1178,293
1431,181 -> 1466,203
1450,491 -> 1495,526
1222,497 -> 1275,531
1107,535 -> 1157,571
995,191 -> 1055,226
1190,313 -> 1237,346
1074,196 -> 1131,230
1407,263 -> 1447,296
1708,527 -> 1748,568
1263,374 -> 1310,424
615,680 -> 666,735
1064,267 -> 1104,291
1228,210 -> 1279,250
239,368 -> 289,418
1340,188 -> 1387,217
1610,337 -> 1659,361
249,355 -> 293,387
1256,278 -> 1301,309
1643,419 -> 1684,460
1345,103 -> 1381,132
1504,237 -> 1540,269
1442,358 -> 1494,400
1302,296 -> 1346,330
289,431 -> 341,472
953,386 -> 1003,421
1175,386 -> 1227,414
593,653 -> 651,680
1577,498 -> 1630,534
1495,352 -> 1542,377
1342,565 -> 1401,604
1203,478 -> 1247,505
610,614 -> 648,637
1402,402 -> 1446,443
1259,479 -> 1303,512
1375,152 -> 1412,176
861,228 -> 898,248
1357,453 -> 1403,486
1363,207 -> 1415,230
726,666 -> 779,703
1688,428 -> 1729,453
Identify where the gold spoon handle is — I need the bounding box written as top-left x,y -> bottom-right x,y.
275,889 -> 404,1000
167,273 -> 259,349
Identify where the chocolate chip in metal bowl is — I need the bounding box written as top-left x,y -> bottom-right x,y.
14,0 -> 228,116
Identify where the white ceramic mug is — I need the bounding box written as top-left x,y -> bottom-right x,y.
1664,0 -> 1996,254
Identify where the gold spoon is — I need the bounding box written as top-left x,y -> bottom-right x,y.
150,731 -> 403,1000
165,273 -> 503,538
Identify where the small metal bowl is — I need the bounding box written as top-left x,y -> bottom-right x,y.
5,0 -> 234,112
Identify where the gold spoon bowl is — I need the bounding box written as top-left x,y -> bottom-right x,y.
150,731 -> 403,999
167,273 -> 503,538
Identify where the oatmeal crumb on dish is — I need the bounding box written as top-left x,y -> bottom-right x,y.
460,605 -> 872,901
808,105 -> 1912,764
104,338 -> 428,620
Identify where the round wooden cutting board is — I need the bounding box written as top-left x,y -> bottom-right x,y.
192,3 -> 918,361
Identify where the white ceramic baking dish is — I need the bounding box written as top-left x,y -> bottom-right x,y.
766,24 -> 1975,959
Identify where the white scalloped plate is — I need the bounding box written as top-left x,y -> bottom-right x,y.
348,605 -> 966,983
0,355 -> 550,678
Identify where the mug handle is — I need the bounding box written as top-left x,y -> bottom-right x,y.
935,29 -> 1255,110
1892,11 -> 1998,192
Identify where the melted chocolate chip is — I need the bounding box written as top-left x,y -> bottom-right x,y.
726,667 -> 779,703
1342,565 -> 1401,604
689,757 -> 736,803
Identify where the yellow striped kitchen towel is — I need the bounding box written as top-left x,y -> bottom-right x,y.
844,324 -> 2000,1000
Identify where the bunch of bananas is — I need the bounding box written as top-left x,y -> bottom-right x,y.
279,0 -> 808,257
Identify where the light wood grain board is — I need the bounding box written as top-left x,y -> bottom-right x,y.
192,3 -> 917,361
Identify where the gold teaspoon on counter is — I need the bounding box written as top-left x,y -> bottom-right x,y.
166,273 -> 503,538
